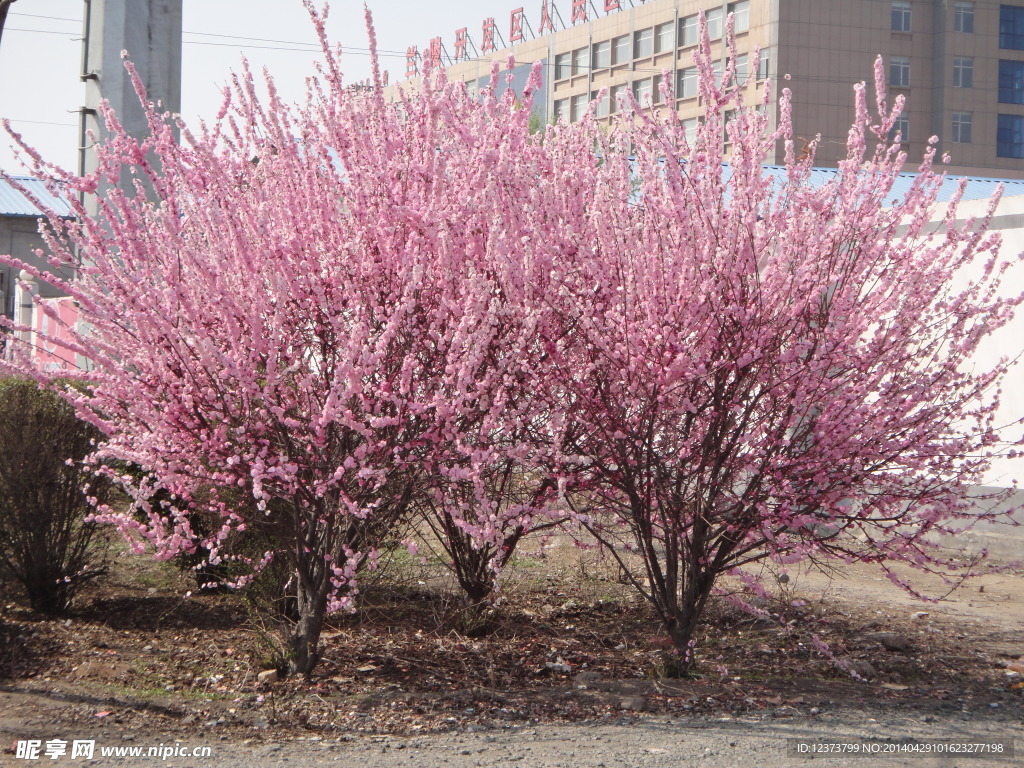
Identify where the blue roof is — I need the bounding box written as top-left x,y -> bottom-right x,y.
0,176 -> 73,218
758,165 -> 1024,203
2,167 -> 1019,219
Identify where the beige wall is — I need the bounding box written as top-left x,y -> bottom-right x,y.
388,0 -> 1024,178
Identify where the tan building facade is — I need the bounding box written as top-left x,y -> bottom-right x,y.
391,0 -> 1024,178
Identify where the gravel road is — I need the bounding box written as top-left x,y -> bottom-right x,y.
59,708 -> 1020,768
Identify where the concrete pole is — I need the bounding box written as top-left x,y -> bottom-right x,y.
79,0 -> 182,211
14,269 -> 37,350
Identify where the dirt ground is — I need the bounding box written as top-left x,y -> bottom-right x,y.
0,543 -> 1021,767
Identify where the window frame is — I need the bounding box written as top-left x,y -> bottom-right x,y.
677,66 -> 699,99
998,113 -> 1024,157
652,73 -> 666,104
952,56 -> 973,88
892,1 -> 912,33
680,14 -> 699,48
954,2 -> 974,33
681,117 -> 700,144
999,58 -> 1024,103
1001,4 -> 1024,50
632,77 -> 654,106
553,98 -> 570,122
728,1 -> 751,34
555,52 -> 571,80
707,8 -> 724,40
609,83 -> 629,113
731,53 -> 750,83
592,40 -> 611,69
655,21 -> 675,54
634,27 -> 654,59
572,46 -> 590,76
889,114 -> 909,143
570,93 -> 589,122
951,111 -> 972,143
889,56 -> 911,87
612,34 -> 631,65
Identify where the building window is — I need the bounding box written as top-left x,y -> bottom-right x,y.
998,113 -> 1024,156
571,93 -> 588,122
728,1 -> 750,34
889,56 -> 910,87
892,2 -> 912,32
999,59 -> 1024,103
677,66 -> 698,99
592,40 -> 611,69
758,50 -> 770,80
707,8 -> 724,40
951,111 -> 972,143
655,21 -> 674,53
713,59 -> 724,87
555,52 -> 571,80
731,53 -> 749,82
680,14 -> 699,47
682,118 -> 699,143
1001,5 -> 1024,49
591,90 -> 610,118
889,114 -> 909,143
652,73 -> 666,103
632,77 -> 653,105
952,56 -> 973,88
613,34 -> 631,65
610,83 -> 628,113
572,46 -> 589,76
954,2 -> 974,33
634,28 -> 653,59
554,98 -> 570,121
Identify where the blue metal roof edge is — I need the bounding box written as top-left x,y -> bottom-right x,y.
0,176 -> 74,218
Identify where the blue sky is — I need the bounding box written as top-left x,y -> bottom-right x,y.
1,0 -> 555,173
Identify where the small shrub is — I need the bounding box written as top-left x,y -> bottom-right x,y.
0,377 -> 112,613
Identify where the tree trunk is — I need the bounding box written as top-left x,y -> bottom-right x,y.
288,572 -> 327,676
662,570 -> 715,678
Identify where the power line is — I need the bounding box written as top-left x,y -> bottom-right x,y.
4,118 -> 78,127
182,38 -> 409,59
4,27 -> 78,37
10,11 -> 78,22
10,11 -> 406,55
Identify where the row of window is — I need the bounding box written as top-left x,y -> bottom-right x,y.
888,56 -> 1024,98
894,4 -> 1024,53
889,114 -> 972,146
891,1 -> 975,34
887,56 -> 974,88
547,100 -> 1024,161
554,1 -> 750,80
553,55 -> 768,121
841,112 -> 1024,158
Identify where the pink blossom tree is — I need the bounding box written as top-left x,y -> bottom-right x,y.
0,5 -> 576,674
540,25 -> 1022,674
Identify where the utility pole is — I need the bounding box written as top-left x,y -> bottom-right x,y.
79,0 -> 182,211
0,0 -> 18,48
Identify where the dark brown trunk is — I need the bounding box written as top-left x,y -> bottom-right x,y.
288,576 -> 326,676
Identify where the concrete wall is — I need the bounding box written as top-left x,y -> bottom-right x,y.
0,215 -> 67,320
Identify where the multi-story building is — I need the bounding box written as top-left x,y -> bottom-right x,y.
390,1 -> 1024,178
